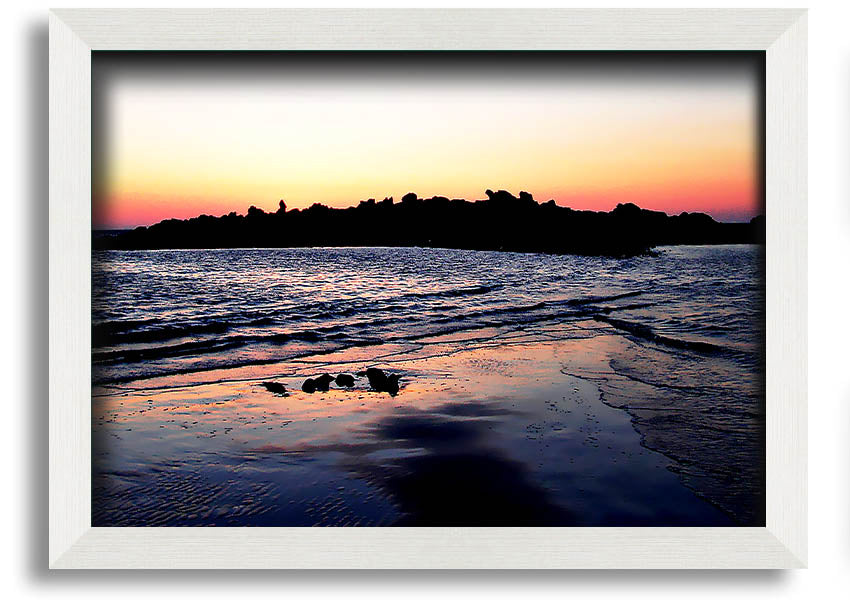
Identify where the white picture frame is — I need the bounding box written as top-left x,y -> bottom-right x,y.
48,8 -> 807,569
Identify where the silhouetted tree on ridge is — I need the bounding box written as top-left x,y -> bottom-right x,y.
98,189 -> 764,257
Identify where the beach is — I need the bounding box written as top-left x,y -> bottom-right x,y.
92,245 -> 764,526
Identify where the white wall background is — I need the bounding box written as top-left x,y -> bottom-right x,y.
2,0 -> 845,597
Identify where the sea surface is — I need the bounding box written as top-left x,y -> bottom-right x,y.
92,245 -> 765,526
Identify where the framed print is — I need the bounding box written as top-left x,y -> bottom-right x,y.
49,8 -> 806,569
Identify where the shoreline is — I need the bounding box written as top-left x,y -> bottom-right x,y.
93,320 -> 754,527
93,241 -> 764,257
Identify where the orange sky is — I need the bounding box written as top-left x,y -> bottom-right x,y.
93,54 -> 762,229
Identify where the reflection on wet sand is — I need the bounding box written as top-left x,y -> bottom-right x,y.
313,404 -> 576,526
93,320 -> 744,527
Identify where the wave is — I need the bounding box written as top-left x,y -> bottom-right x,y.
92,318 -> 161,340
92,285 -> 507,348
92,338 -> 249,363
91,334 -> 406,386
94,289 -> 654,366
565,290 -> 645,306
94,320 -> 233,345
401,283 -> 504,300
593,316 -> 734,356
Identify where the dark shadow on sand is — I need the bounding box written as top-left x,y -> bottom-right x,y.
317,402 -> 577,526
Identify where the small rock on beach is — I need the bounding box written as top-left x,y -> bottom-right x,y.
336,374 -> 355,388
261,381 -> 288,395
314,374 -> 334,392
365,367 -> 401,396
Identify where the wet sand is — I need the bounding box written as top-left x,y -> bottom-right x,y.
93,320 -> 737,526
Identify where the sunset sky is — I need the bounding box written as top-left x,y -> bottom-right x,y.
92,53 -> 763,229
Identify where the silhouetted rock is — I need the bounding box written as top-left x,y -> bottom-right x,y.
301,378 -> 317,393
261,381 -> 287,395
385,374 -> 401,396
98,189 -> 764,257
366,368 -> 401,396
335,374 -> 355,388
365,368 -> 384,386
314,373 -> 334,392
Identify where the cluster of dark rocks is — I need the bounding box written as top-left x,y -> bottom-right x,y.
360,368 -> 401,396
263,367 -> 402,396
302,373 -> 346,393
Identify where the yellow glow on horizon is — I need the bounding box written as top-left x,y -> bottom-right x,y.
94,68 -> 760,228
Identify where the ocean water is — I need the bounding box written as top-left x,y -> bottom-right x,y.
92,245 -> 765,526
92,246 -> 763,383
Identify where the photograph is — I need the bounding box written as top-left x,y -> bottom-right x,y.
90,51 -> 766,528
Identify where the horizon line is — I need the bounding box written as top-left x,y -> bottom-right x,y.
93,192 -> 763,230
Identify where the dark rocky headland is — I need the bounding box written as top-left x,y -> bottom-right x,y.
97,189 -> 765,257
